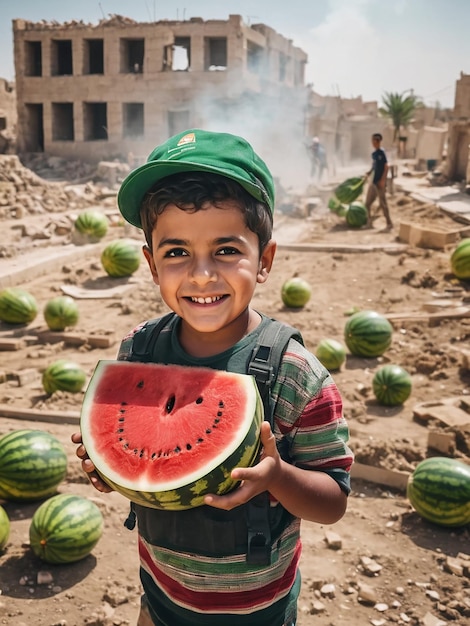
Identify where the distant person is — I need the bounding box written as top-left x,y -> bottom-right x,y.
364,133 -> 393,229
308,136 -> 328,183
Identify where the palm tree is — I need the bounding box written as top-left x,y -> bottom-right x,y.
379,90 -> 422,142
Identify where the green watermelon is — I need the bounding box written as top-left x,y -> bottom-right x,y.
315,338 -> 346,371
344,310 -> 393,357
407,457 -> 470,527
0,505 -> 10,550
0,287 -> 38,325
334,176 -> 366,204
80,361 -> 263,510
281,277 -> 312,308
0,430 -> 67,501
42,360 -> 87,395
372,364 -> 412,406
29,494 -> 104,564
43,295 -> 79,331
101,239 -> 141,277
74,209 -> 109,240
450,238 -> 470,280
345,201 -> 368,228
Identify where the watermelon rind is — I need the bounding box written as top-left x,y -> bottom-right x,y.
334,177 -> 365,204
344,310 -> 393,358
43,295 -> 79,331
101,239 -> 141,278
450,238 -> 470,280
315,338 -> 346,371
0,505 -> 10,550
281,277 -> 312,308
372,364 -> 412,406
80,361 -> 264,510
0,287 -> 38,325
74,209 -> 108,240
345,201 -> 368,228
407,457 -> 470,527
42,360 -> 87,395
0,430 -> 67,501
29,494 -> 104,564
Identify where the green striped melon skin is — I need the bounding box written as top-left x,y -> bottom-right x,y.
344,310 -> 393,357
372,364 -> 412,406
0,505 -> 10,550
42,360 -> 87,395
450,238 -> 470,280
345,202 -> 368,228
29,494 -> 104,564
43,296 -> 79,331
0,288 -> 38,325
101,240 -> 141,277
334,177 -> 365,204
281,277 -> 312,308
0,430 -> 67,501
74,209 -> 108,239
407,457 -> 470,527
315,338 -> 346,371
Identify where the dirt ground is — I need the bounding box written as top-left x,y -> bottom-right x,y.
0,165 -> 469,626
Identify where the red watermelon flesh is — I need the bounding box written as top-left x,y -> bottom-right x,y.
80,361 -> 263,509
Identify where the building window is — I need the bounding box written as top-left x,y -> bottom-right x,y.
25,41 -> 42,77
120,38 -> 144,73
51,40 -> 73,76
84,102 -> 108,140
204,37 -> 227,70
247,41 -> 264,75
24,104 -> 44,151
123,103 -> 144,138
84,39 -> 104,74
279,52 -> 287,82
0,118 -> 6,131
168,110 -> 190,137
52,103 -> 74,141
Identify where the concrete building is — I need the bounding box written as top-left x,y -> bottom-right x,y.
12,14 -> 309,174
445,72 -> 470,182
0,78 -> 16,153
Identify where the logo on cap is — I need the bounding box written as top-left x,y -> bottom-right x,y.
177,133 -> 196,147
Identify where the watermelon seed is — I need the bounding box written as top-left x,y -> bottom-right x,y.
137,380 -> 144,388
196,397 -> 203,404
166,394 -> 176,413
217,411 -> 222,417
174,446 -> 181,453
197,438 -> 203,444
139,449 -> 145,458
206,429 -> 211,434
219,401 -> 224,407
186,443 -> 192,450
117,428 -> 124,433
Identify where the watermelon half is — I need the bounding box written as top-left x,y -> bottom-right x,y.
80,361 -> 264,510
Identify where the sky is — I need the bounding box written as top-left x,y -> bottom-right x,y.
1,0 -> 469,108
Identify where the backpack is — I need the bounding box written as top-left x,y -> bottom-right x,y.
123,312 -> 304,565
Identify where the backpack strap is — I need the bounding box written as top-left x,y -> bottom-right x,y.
246,319 -> 303,565
127,312 -> 175,363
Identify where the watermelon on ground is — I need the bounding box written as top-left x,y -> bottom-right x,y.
0,430 -> 67,502
450,238 -> 470,280
407,457 -> 470,527
42,360 -> 87,395
315,338 -> 346,371
43,295 -> 79,331
281,277 -> 312,308
29,494 -> 104,564
80,361 -> 264,510
344,310 -> 393,358
101,239 -> 141,277
345,201 -> 368,228
0,505 -> 10,550
372,364 -> 412,406
0,287 -> 38,325
74,209 -> 109,240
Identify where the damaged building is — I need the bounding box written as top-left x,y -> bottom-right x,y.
12,14 -> 309,169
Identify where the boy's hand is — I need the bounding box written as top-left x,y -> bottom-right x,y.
204,421 -> 281,510
71,431 -> 113,493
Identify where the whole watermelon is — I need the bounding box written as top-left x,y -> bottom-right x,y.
101,239 -> 141,277
0,430 -> 67,501
372,364 -> 412,406
344,310 -> 393,357
281,277 -> 312,308
345,201 -> 368,228
43,295 -> 79,331
407,457 -> 470,527
334,176 -> 366,204
450,238 -> 470,280
29,494 -> 104,564
315,338 -> 346,371
0,287 -> 38,325
0,505 -> 10,550
42,360 -> 87,395
74,209 -> 108,240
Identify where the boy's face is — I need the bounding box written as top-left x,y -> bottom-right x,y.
372,136 -> 381,149
143,199 -> 275,345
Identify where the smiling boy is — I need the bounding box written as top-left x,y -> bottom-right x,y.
73,129 -> 353,626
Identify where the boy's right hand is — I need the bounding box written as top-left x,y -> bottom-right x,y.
71,431 -> 113,493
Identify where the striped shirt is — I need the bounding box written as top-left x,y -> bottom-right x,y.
118,313 -> 353,624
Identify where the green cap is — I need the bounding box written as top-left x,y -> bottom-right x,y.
117,129 -> 275,228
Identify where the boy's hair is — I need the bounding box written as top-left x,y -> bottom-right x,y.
140,171 -> 273,255
372,133 -> 383,141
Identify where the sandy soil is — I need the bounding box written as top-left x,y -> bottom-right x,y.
0,169 -> 469,626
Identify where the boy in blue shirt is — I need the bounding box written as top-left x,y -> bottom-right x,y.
365,132 -> 393,229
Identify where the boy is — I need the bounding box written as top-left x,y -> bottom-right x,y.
365,132 -> 393,229
72,129 -> 353,626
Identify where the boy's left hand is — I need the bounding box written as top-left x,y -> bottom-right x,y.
204,421 -> 281,510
